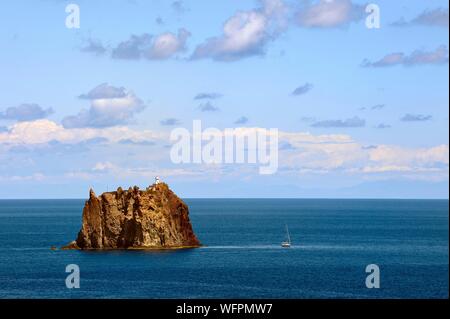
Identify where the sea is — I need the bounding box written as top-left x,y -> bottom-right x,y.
0,199 -> 448,299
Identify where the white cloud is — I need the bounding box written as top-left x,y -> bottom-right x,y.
111,29 -> 191,60
280,135 -> 366,171
147,29 -> 191,60
296,0 -> 364,28
368,144 -> 449,167
392,7 -> 449,28
0,119 -> 164,145
278,133 -> 448,181
92,161 -> 116,172
79,83 -> 126,100
0,104 -> 54,122
363,46 -> 449,67
192,0 -> 288,61
63,84 -> 147,128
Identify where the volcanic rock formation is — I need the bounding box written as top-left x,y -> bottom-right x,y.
63,183 -> 200,250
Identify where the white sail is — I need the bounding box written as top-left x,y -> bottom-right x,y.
285,224 -> 291,244
281,224 -> 291,247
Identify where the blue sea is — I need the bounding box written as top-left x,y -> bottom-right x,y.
0,199 -> 448,299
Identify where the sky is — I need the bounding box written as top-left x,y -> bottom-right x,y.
0,0 -> 448,199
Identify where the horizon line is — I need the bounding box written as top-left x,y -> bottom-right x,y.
0,197 -> 448,201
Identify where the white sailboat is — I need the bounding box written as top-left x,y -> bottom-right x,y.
281,224 -> 291,248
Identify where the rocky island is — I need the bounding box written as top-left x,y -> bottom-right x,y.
63,181 -> 201,250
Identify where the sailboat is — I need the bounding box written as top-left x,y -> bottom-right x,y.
281,224 -> 291,248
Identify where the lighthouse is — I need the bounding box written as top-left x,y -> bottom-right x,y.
155,176 -> 161,185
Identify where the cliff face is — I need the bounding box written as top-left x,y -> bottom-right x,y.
67,183 -> 200,249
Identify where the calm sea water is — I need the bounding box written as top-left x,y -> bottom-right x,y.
0,199 -> 448,299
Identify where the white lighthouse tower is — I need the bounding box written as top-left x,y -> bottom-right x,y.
155,176 -> 161,185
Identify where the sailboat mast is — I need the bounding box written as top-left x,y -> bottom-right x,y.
285,224 -> 291,244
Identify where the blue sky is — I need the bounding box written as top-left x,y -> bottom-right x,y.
0,0 -> 448,198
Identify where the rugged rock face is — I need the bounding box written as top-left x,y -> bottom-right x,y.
65,183 -> 201,250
